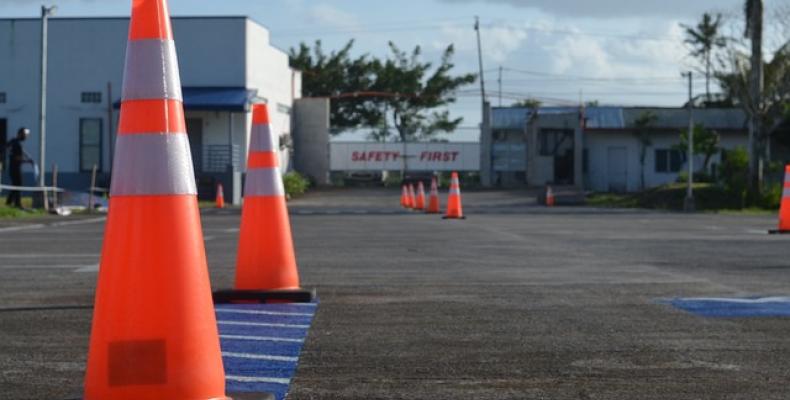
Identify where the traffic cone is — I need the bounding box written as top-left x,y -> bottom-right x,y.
213,104 -> 314,304
546,185 -> 555,207
83,0 -> 227,398
770,165 -> 790,234
443,172 -> 466,219
415,181 -> 426,210
409,184 -> 417,210
215,182 -> 225,209
401,185 -> 410,208
426,176 -> 440,214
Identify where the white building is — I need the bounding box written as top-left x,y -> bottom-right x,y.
487,106 -> 749,192
0,16 -> 301,203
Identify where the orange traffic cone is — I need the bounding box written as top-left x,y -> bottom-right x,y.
426,176 -> 440,214
443,172 -> 465,219
213,104 -> 313,303
546,185 -> 555,207
215,182 -> 225,209
401,185 -> 410,208
770,165 -> 790,234
409,184 -> 417,210
415,181 -> 426,210
83,0 -> 227,398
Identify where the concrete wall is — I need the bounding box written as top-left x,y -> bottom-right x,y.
293,98 -> 330,185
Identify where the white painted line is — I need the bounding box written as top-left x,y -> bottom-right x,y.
282,302 -> 317,308
222,352 -> 298,362
204,236 -> 216,242
74,264 -> 100,273
50,217 -> 105,227
0,217 -> 105,234
225,375 -> 290,385
0,253 -> 99,259
216,308 -> 313,317
220,334 -> 304,343
217,320 -> 310,329
223,228 -> 239,233
0,224 -> 45,233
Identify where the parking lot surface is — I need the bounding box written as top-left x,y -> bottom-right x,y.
1,189 -> 789,399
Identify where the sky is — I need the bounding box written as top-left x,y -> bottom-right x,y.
2,0 -> 789,141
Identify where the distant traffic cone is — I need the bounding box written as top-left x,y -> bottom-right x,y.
83,0 -> 226,398
415,181 -> 426,210
546,185 -> 556,207
401,185 -> 410,208
213,104 -> 314,303
426,176 -> 440,214
215,182 -> 225,209
443,172 -> 465,219
409,183 -> 417,210
770,165 -> 790,234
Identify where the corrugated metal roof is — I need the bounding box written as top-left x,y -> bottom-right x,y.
491,106 -> 747,131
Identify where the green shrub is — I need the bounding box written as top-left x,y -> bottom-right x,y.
283,171 -> 309,198
718,147 -> 749,209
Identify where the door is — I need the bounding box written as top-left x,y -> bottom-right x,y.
607,146 -> 627,193
185,118 -> 203,174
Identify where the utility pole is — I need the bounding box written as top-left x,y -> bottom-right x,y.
39,5 -> 56,210
474,16 -> 486,102
683,71 -> 695,212
498,66 -> 502,107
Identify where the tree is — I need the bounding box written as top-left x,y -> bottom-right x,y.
512,98 -> 542,108
676,124 -> 722,173
633,111 -> 657,190
681,13 -> 727,103
745,0 -> 764,193
370,43 -> 477,142
289,40 -> 476,141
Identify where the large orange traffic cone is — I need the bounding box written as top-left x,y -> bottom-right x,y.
546,185 -> 555,207
443,172 -> 466,219
426,176 -> 440,214
770,165 -> 790,234
213,104 -> 313,303
215,182 -> 225,209
401,185 -> 410,208
415,181 -> 426,210
83,0 -> 226,398
409,183 -> 417,210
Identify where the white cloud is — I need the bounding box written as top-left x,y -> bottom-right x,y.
433,21 -> 528,63
307,4 -> 360,30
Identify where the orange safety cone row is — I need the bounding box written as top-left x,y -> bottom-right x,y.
415,181 -> 426,210
409,183 -> 417,210
443,171 -> 466,219
770,165 -> 790,234
401,185 -> 410,208
425,176 -> 440,214
546,185 -> 555,207
213,104 -> 313,303
215,182 -> 225,209
83,0 -> 227,398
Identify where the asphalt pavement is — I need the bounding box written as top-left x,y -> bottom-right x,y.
1,188 -> 789,399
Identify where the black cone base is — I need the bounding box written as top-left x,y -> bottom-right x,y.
213,288 -> 316,304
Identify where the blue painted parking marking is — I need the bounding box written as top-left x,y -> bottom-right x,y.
216,302 -> 317,400
666,296 -> 790,317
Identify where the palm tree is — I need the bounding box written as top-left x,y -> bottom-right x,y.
681,13 -> 727,103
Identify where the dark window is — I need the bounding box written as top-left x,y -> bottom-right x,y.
540,129 -> 572,156
0,92 -> 6,103
80,119 -> 102,172
81,92 -> 102,103
655,149 -> 683,173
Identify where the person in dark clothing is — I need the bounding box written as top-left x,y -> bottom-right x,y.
5,128 -> 33,208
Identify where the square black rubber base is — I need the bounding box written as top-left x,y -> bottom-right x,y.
229,393 -> 276,400
442,216 -> 467,220
213,288 -> 316,304
768,229 -> 790,234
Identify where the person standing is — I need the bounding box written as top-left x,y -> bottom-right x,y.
5,128 -> 34,208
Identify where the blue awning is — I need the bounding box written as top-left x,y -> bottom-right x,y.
114,87 -> 261,112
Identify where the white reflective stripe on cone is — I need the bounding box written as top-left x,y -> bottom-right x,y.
784,188 -> 790,198
449,188 -> 460,195
245,168 -> 285,197
111,133 -> 197,196
785,175 -> 790,184
122,39 -> 182,101
249,124 -> 278,152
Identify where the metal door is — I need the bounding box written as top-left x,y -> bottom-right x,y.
607,146 -> 627,192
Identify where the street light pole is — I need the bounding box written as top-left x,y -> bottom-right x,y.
683,71 -> 695,211
39,5 -> 56,209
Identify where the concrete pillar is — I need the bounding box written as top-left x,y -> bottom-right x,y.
479,101 -> 493,187
292,98 -> 330,186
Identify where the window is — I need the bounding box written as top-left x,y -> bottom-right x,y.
0,92 -> 6,103
539,129 -> 572,156
277,103 -> 292,115
655,149 -> 683,173
81,92 -> 102,104
80,119 -> 102,172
